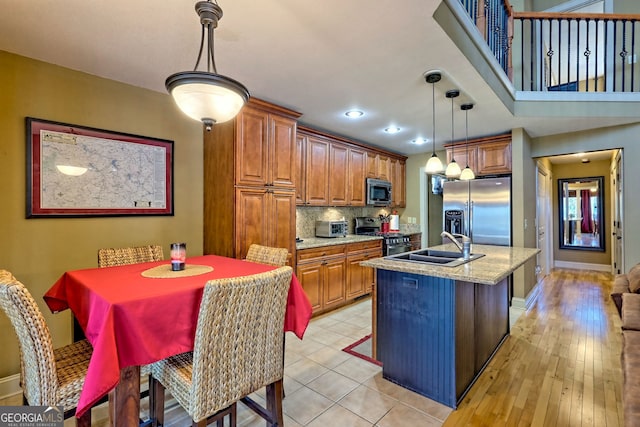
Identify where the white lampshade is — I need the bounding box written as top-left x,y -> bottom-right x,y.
459,166 -> 475,180
445,160 -> 461,178
426,154 -> 444,173
166,71 -> 249,129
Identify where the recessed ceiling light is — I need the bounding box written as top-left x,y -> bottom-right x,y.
411,138 -> 428,145
344,110 -> 364,118
384,126 -> 401,134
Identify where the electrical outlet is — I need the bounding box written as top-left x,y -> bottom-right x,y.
524,219 -> 528,229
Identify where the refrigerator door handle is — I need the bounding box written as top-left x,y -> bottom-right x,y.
469,200 -> 474,240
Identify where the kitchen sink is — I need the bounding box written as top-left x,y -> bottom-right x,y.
385,249 -> 485,267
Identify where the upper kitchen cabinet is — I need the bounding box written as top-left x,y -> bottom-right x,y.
476,138 -> 511,176
445,132 -> 511,177
347,147 -> 367,206
298,126 -> 406,207
295,134 -> 306,204
204,98 -> 301,261
366,152 -> 390,181
390,158 -> 406,208
303,133 -> 330,206
235,100 -> 298,189
328,142 -> 348,205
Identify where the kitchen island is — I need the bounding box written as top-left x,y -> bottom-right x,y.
361,244 -> 539,408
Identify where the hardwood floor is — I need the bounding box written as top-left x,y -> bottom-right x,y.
444,268 -> 624,427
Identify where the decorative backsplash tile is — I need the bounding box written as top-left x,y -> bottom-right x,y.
296,206 -> 412,238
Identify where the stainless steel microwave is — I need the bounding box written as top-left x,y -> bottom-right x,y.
366,178 -> 392,206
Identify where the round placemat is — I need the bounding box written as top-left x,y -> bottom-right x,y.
141,264 -> 213,278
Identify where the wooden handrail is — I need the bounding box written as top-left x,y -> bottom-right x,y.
513,11 -> 640,21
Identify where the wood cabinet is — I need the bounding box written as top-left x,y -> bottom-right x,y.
347,148 -> 367,206
366,152 -> 390,180
328,142 -> 348,205
297,240 -> 381,315
297,126 -> 406,207
235,187 -> 296,264
235,105 -> 297,189
303,135 -> 330,206
295,134 -> 306,205
445,132 -> 511,177
389,158 -> 406,208
296,245 -> 346,313
477,140 -> 511,176
204,98 -> 301,263
408,233 -> 422,251
346,240 -> 382,299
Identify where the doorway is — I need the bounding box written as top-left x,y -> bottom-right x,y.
536,163 -> 552,282
612,150 -> 624,274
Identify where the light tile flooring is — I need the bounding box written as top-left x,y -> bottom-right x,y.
1,297 -> 452,426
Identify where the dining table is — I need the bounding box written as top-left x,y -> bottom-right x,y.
43,254 -> 312,425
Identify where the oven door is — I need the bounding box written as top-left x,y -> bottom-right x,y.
385,243 -> 412,256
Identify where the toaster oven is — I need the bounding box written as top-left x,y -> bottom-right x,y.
315,220 -> 348,238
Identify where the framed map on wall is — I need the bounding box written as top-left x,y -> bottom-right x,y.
26,117 -> 174,217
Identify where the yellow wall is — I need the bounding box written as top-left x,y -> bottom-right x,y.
404,150 -> 445,246
0,51 -> 203,378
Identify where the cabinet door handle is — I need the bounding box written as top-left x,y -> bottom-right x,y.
321,261 -> 328,265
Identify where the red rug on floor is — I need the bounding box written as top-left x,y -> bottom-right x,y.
342,334 -> 382,366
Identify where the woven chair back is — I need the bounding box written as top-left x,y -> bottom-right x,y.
189,266 -> 292,420
245,244 -> 288,267
0,270 -> 57,406
98,245 -> 164,267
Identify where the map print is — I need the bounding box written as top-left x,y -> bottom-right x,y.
40,130 -> 167,209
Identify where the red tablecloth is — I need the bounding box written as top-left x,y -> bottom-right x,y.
44,255 -> 311,418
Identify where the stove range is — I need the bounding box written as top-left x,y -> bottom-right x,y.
354,217 -> 412,255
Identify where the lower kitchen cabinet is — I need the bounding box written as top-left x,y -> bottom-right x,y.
408,233 -> 422,251
296,245 -> 346,313
346,241 -> 382,299
297,240 -> 381,315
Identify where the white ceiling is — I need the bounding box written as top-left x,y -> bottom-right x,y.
0,0 -> 637,156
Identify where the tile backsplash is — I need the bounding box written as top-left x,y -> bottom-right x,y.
296,206 -> 405,238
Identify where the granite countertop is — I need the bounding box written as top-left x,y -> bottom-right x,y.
361,243 -> 540,285
296,234 -> 383,250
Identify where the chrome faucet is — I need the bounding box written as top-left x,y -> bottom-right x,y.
441,231 -> 471,260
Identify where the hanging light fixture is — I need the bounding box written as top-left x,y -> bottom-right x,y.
166,0 -> 250,131
459,103 -> 476,181
444,89 -> 461,178
425,71 -> 444,174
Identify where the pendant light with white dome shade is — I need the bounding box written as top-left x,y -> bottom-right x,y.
459,103 -> 476,181
444,89 -> 461,179
166,0 -> 250,131
424,71 -> 444,174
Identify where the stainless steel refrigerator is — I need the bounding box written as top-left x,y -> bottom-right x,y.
442,177 -> 511,246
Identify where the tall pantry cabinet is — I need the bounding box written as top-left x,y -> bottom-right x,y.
204,98 -> 301,264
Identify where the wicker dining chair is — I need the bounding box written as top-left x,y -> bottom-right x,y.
245,244 -> 288,267
149,266 -> 293,427
96,245 -> 164,386
0,269 -> 99,427
97,244 -> 164,267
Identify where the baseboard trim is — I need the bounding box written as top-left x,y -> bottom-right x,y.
511,297 -> 526,310
0,374 -> 21,400
554,261 -> 610,272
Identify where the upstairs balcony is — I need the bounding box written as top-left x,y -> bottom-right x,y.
457,0 -> 639,93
